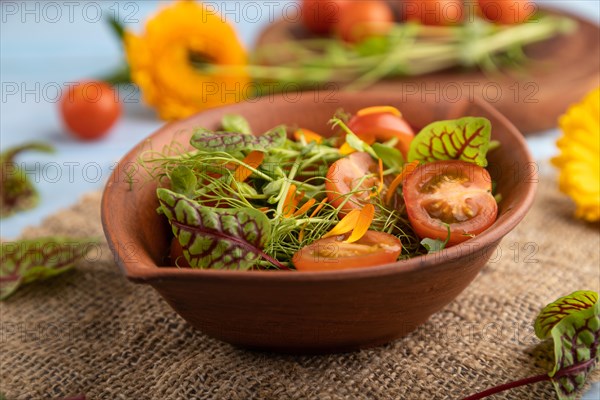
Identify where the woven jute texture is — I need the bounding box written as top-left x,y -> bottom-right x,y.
1,178 -> 598,400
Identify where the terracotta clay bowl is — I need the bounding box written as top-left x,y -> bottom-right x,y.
101,92 -> 536,353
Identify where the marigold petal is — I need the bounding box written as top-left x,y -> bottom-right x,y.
385,161 -> 420,205
357,106 -> 402,117
294,129 -> 324,144
234,151 -> 264,182
345,204 -> 375,243
322,209 -> 361,239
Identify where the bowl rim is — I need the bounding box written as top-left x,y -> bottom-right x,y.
101,92 -> 537,283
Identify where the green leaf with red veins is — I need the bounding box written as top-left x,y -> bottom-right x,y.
0,237 -> 98,300
407,117 -> 492,167
157,188 -> 282,270
548,294 -> 599,400
190,126 -> 285,153
535,291 -> 599,339
1,142 -> 54,218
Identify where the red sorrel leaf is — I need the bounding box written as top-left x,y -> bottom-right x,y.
157,188 -> 284,270
535,290 -> 598,339
0,237 -> 97,300
407,117 -> 492,167
1,142 -> 54,217
190,126 -> 285,153
548,293 -> 599,400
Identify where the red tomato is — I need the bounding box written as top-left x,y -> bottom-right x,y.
402,0 -> 464,25
293,230 -> 402,271
325,152 -> 379,214
60,80 -> 121,140
335,0 -> 395,43
478,0 -> 536,24
402,160 -> 498,246
301,0 -> 349,34
347,108 -> 415,157
169,238 -> 191,268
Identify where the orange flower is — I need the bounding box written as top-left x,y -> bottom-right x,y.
125,1 -> 248,120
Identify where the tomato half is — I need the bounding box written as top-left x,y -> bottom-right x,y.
60,80 -> 121,140
325,152 -> 378,214
301,0 -> 349,34
293,231 -> 402,271
347,109 -> 415,157
403,160 -> 498,246
335,0 -> 394,43
402,0 -> 464,26
478,0 -> 535,24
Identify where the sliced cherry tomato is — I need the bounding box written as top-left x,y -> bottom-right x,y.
335,0 -> 394,43
325,152 -> 379,214
60,80 -> 121,140
347,108 -> 415,157
402,0 -> 464,26
478,0 -> 535,24
402,160 -> 498,246
301,0 -> 349,35
293,230 -> 402,271
169,238 -> 191,268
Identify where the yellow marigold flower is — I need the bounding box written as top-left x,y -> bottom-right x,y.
125,1 -> 248,120
552,88 -> 600,222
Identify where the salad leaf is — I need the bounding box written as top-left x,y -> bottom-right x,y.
420,224 -> 451,254
157,188 -> 284,270
372,143 -> 404,169
535,291 -> 599,340
546,292 -> 599,400
421,238 -> 446,253
407,117 -> 492,167
169,166 -> 197,198
221,114 -> 252,135
1,142 -> 54,218
191,126 -> 285,153
1,237 -> 98,300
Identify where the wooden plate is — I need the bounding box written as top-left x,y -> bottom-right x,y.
256,7 -> 600,134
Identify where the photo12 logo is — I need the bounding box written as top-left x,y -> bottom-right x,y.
1,1 -> 139,24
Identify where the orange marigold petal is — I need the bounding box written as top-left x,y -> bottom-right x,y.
385,161 -> 420,205
293,198 -> 317,217
345,204 -> 375,243
357,106 -> 402,118
322,209 -> 361,238
294,129 -> 324,144
234,151 -> 264,182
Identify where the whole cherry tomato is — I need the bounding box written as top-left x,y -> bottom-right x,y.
478,0 -> 536,24
403,160 -> 498,246
301,0 -> 349,35
402,0 -> 464,26
335,0 -> 395,43
293,230 -> 402,271
60,80 -> 121,140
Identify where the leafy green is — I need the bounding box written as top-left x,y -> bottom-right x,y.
0,237 -> 98,300
535,291 -> 598,340
190,126 -> 286,153
420,224 -> 451,253
169,166 -> 197,198
407,117 -> 492,167
544,292 -> 599,400
1,142 -> 55,218
372,143 -> 404,170
330,117 -> 378,159
157,188 -> 284,270
221,114 -> 252,135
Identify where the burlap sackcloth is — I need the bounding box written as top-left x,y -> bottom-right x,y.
1,177 -> 599,400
